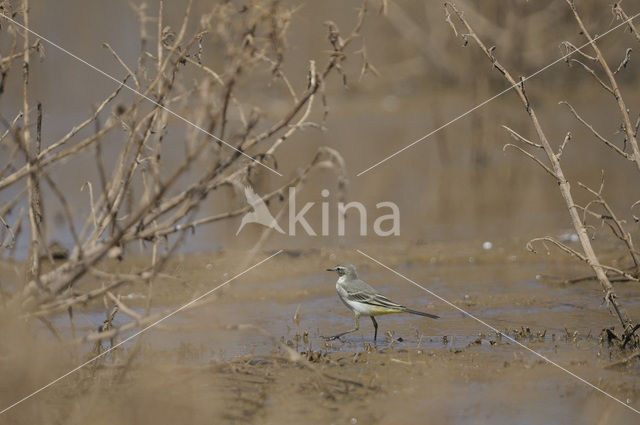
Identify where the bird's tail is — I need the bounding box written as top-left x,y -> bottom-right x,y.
404,308 -> 439,319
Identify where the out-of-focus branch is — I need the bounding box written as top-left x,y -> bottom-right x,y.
0,0 -> 371,356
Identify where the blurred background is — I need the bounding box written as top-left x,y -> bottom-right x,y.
1,0 -> 639,254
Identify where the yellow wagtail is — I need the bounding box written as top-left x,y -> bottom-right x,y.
323,263 -> 439,342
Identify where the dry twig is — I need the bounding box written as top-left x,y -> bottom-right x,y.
444,2 -> 638,345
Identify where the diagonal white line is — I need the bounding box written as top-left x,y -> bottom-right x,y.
356,249 -> 640,416
0,13 -> 283,177
0,250 -> 283,416
356,11 -> 640,177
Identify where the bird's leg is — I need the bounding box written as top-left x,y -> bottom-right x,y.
371,316 -> 378,342
322,314 -> 359,341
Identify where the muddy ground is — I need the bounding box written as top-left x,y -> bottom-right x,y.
1,240 -> 640,424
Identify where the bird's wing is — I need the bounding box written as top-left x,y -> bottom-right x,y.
342,285 -> 406,310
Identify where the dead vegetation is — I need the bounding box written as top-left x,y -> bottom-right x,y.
444,1 -> 640,352
0,0 -> 375,351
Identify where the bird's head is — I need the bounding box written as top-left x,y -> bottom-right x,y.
326,263 -> 357,278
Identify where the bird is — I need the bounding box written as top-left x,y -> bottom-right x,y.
235,185 -> 285,235
323,263 -> 439,342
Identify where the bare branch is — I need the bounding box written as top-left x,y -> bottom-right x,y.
568,58 -> 614,95
559,40 -> 597,62
568,0 -> 640,173
446,1 -> 637,336
557,132 -> 572,159
502,125 -> 542,149
578,179 -> 640,274
102,42 -> 140,89
527,237 -> 587,263
560,101 -> 630,159
614,47 -> 632,74
613,3 -> 640,43
502,143 -> 557,179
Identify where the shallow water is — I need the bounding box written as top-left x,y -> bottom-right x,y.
3,248 -> 640,424
41,259 -> 640,363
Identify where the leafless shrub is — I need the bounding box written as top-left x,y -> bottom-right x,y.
0,0 -> 371,345
444,1 -> 639,350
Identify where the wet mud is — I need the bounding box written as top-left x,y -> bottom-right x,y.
1,241 -> 640,424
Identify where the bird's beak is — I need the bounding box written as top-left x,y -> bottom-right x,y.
326,267 -> 336,272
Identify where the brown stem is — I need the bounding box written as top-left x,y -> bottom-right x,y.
568,1 -> 640,173
446,2 -> 636,335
